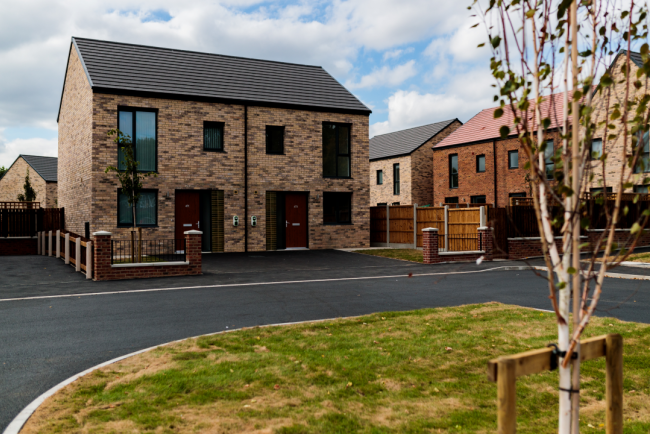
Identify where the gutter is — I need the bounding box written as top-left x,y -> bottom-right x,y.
244,105 -> 248,253
493,140 -> 498,207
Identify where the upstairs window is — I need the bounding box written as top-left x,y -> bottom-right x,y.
476,155 -> 486,173
323,192 -> 352,224
323,123 -> 351,178
544,140 -> 555,180
449,154 -> 458,188
117,189 -> 157,227
393,164 -> 400,195
204,121 -> 224,152
634,131 -> 650,173
266,125 -> 284,154
118,109 -> 157,172
508,150 -> 519,169
377,170 -> 383,185
591,138 -> 603,160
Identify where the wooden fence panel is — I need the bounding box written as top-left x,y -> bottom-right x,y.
388,205 -> 414,245
370,206 -> 387,243
416,207 -> 445,248
448,208 -> 481,251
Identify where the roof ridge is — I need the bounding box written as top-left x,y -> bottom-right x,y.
371,119 -> 457,139
72,37 -> 324,70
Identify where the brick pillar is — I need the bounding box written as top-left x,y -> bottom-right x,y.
478,226 -> 493,261
422,227 -> 439,264
184,230 -> 203,275
93,231 -> 112,281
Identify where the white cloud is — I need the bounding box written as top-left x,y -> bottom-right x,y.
382,47 -> 413,61
346,61 -> 417,90
0,132 -> 58,168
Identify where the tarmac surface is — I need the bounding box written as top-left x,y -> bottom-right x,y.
1,250 -> 649,431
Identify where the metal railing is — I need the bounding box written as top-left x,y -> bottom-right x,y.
111,239 -> 186,264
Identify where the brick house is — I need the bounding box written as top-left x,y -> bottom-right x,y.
58,37 -> 371,252
432,94 -> 566,207
0,155 -> 58,207
369,120 -> 461,206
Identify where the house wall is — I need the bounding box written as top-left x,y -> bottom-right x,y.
45,182 -> 58,208
58,46 -> 94,232
86,94 -> 369,251
0,158 -> 48,204
369,155 -> 411,206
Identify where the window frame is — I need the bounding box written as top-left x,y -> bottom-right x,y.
265,125 -> 285,155
393,163 -> 400,195
633,185 -> 649,194
634,130 -> 650,173
590,138 -> 603,160
117,107 -> 158,173
376,170 -> 383,185
471,195 -> 486,204
445,196 -> 459,204
322,122 -> 352,179
544,140 -> 555,180
203,121 -> 226,153
449,154 -> 459,188
116,188 -> 159,228
508,150 -> 519,169
323,192 -> 353,225
476,154 -> 486,173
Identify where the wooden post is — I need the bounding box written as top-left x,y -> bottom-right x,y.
413,204 -> 418,249
56,230 -> 61,258
606,334 -> 623,434
41,232 -> 46,256
48,230 -> 53,256
37,231 -> 41,255
65,233 -> 70,264
497,357 -> 516,434
386,204 -> 390,246
138,227 -> 142,263
75,237 -> 81,272
86,241 -> 92,280
443,205 -> 449,252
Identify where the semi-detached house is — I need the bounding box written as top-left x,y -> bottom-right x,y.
58,37 -> 371,252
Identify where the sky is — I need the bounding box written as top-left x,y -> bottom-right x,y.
0,0 -> 497,168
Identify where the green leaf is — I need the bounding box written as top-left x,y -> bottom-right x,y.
567,267 -> 577,275
499,125 -> 510,139
477,42 -> 485,47
494,108 -> 504,119
525,9 -> 535,18
491,35 -> 501,49
610,109 -> 621,121
631,223 -> 641,234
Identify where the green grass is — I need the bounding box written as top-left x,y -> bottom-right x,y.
352,248 -> 423,263
25,304 -> 650,434
626,252 -> 650,263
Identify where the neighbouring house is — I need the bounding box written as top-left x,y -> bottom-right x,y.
57,37 -> 371,252
0,155 -> 58,207
369,120 -> 461,206
432,94 -> 568,207
589,50 -> 650,194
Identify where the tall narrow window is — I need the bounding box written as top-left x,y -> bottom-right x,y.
323,123 -> 351,178
393,164 -> 400,195
266,125 -> 284,154
476,155 -> 486,173
449,154 -> 458,188
117,189 -> 158,227
376,170 -> 383,185
118,109 -> 157,172
635,131 -> 650,173
204,122 -> 224,151
508,150 -> 519,169
591,138 -> 603,160
544,140 -> 555,180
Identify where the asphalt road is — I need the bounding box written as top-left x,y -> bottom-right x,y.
1,250 -> 649,431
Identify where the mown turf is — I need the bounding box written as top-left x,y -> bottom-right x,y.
352,248 -> 423,263
23,303 -> 650,434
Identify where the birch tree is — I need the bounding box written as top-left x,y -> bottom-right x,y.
471,0 -> 650,431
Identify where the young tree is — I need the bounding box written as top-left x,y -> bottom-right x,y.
0,166 -> 7,180
472,0 -> 649,431
105,129 -> 157,261
17,168 -> 37,202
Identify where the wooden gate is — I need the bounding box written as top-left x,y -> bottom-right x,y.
447,208 -> 481,251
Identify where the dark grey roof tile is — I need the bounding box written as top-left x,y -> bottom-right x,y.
369,120 -> 459,160
20,155 -> 57,182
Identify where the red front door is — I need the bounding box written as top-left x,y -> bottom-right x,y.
175,191 -> 201,240
285,193 -> 307,248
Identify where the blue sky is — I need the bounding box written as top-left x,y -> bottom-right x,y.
0,0 -> 496,168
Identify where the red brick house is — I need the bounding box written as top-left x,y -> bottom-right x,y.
432,94 -> 566,207
57,37 -> 371,252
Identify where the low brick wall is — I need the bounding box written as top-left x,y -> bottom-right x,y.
93,230 -> 203,281
587,229 -> 650,251
0,237 -> 38,255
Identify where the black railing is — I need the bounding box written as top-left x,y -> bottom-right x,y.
447,233 -> 481,252
111,239 -> 186,264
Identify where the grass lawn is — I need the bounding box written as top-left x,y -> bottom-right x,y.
23,303 -> 650,434
352,248 -> 423,263
593,252 -> 650,264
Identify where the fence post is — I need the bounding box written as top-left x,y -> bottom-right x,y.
92,232 -> 112,281
480,206 -> 486,227
497,357 -> 516,434
386,204 -> 390,246
42,232 -> 46,256
606,334 -> 623,434
422,228 -> 439,264
413,204 -> 418,249
37,231 -> 41,254
86,241 -> 92,280
48,230 -> 53,256
75,237 -> 81,272
65,233 -> 70,264
56,230 -> 61,258
444,205 -> 449,252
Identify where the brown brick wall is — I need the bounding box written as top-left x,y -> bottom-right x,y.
45,182 -> 58,208
0,158 -> 49,205
58,46 -> 94,232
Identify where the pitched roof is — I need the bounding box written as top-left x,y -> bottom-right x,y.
434,92 -> 569,149
370,119 -> 459,160
60,37 -> 370,120
20,155 -> 58,182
